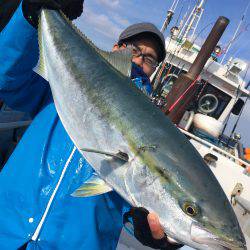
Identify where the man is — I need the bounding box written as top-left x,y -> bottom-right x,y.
113,22 -> 166,97
0,1 -> 182,249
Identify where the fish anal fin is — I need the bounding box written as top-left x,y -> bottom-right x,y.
71,174 -> 113,198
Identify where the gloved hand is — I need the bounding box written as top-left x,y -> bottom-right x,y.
124,207 -> 184,250
22,0 -> 84,28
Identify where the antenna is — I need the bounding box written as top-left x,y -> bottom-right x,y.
161,0 -> 180,33
221,1 -> 250,64
179,0 -> 192,32
178,0 -> 206,40
227,65 -> 249,143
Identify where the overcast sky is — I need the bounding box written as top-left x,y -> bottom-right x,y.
74,0 -> 250,146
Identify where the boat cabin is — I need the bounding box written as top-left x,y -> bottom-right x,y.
153,37 -> 250,163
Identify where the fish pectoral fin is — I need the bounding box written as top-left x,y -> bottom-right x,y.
71,174 -> 113,197
80,148 -> 129,162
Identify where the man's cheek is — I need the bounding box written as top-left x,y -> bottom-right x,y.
132,57 -> 143,68
143,66 -> 153,78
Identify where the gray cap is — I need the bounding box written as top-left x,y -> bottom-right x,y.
118,22 -> 166,62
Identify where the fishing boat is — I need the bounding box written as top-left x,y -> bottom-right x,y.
118,0 -> 250,249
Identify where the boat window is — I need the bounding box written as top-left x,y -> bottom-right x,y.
195,81 -> 231,119
231,98 -> 244,115
155,64 -> 186,98
161,73 -> 179,97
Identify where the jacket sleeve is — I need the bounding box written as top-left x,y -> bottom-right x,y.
0,2 -> 51,116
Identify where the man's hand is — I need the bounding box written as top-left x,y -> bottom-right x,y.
22,0 -> 84,28
124,207 -> 184,249
147,212 -> 165,239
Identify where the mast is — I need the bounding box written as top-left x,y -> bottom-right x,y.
161,0 -> 180,33
178,0 -> 206,40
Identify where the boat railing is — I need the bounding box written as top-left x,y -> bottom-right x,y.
179,128 -> 250,168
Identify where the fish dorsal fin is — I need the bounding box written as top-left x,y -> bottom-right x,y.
71,173 -> 113,198
58,10 -> 133,78
68,16 -> 132,77
36,9 -> 132,79
59,11 -> 133,77
98,49 -> 132,78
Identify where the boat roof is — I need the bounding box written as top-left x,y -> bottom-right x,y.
164,37 -> 250,98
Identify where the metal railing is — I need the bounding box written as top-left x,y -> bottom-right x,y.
179,128 -> 250,168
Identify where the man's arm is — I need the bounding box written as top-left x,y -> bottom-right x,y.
0,0 -> 84,116
0,2 -> 50,116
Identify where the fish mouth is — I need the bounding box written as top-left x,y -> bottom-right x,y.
190,222 -> 246,250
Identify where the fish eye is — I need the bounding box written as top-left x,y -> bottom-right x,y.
182,202 -> 198,217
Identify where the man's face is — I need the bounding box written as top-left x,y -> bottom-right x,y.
113,37 -> 159,77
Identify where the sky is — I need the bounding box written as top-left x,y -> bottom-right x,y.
74,0 -> 250,146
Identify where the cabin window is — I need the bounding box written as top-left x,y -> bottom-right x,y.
155,64 -> 186,97
195,82 -> 231,119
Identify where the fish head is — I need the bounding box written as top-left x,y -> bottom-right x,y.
167,188 -> 247,250
158,151 -> 246,250
127,144 -> 246,250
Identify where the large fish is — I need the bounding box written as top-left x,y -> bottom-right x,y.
37,9 -> 246,250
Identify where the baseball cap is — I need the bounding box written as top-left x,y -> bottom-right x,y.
118,22 -> 166,62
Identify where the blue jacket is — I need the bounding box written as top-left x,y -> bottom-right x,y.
0,4 -> 130,250
131,63 -> 153,96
